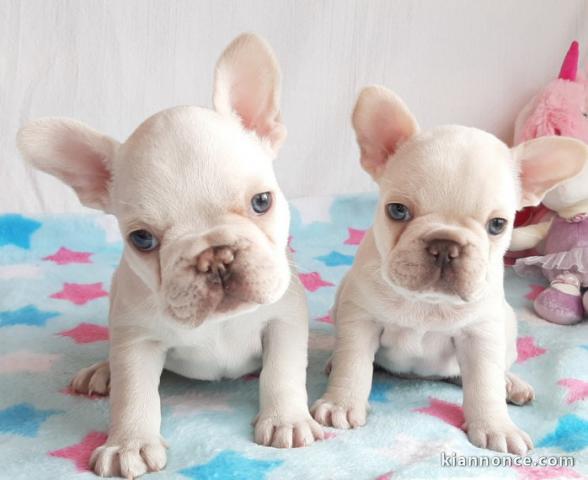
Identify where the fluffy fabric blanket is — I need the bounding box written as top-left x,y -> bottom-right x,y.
0,194 -> 586,479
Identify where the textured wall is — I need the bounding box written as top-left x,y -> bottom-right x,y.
1,0 -> 587,212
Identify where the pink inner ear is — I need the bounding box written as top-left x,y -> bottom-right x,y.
559,41 -> 579,81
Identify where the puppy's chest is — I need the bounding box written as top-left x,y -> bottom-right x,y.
372,300 -> 466,378
376,325 -> 459,378
164,317 -> 265,381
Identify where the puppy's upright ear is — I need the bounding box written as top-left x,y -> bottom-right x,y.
352,86 -> 419,180
17,118 -> 119,211
213,33 -> 286,154
512,136 -> 588,208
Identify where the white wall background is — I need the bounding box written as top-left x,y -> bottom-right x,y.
1,0 -> 587,213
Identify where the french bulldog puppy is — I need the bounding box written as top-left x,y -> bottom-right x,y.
311,85 -> 588,455
18,33 -> 322,478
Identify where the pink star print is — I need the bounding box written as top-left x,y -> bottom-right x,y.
558,378 -> 588,404
344,228 -> 366,245
316,314 -> 333,324
376,472 -> 394,480
49,432 -> 107,471
517,336 -> 546,363
414,397 -> 465,430
50,282 -> 108,305
299,272 -> 334,292
526,284 -> 546,301
514,465 -> 581,480
0,351 -> 60,373
43,247 -> 93,265
58,323 -> 109,344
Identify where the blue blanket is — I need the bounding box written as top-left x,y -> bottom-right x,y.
0,194 -> 587,479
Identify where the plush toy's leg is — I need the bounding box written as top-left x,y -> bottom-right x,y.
534,273 -> 584,325
582,290 -> 588,318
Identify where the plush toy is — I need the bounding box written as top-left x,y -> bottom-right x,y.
510,41 -> 588,324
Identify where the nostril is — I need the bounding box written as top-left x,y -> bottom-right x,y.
448,244 -> 459,259
426,240 -> 461,268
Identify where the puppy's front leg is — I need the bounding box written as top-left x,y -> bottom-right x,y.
311,306 -> 381,429
91,330 -> 167,478
255,313 -> 324,448
455,324 -> 533,455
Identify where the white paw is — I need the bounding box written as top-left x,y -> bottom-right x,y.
311,397 -> 368,429
506,373 -> 535,406
254,410 -> 324,448
71,361 -> 110,395
466,419 -> 533,455
90,436 -> 167,478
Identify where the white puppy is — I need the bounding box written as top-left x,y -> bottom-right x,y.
311,86 -> 588,455
18,34 -> 323,478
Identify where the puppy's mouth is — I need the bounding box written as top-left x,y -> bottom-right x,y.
162,243 -> 289,327
383,243 -> 487,305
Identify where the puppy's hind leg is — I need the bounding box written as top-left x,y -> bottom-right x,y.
71,361 -> 110,396
505,372 -> 534,406
444,373 -> 534,406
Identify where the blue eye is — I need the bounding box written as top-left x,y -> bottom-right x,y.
386,203 -> 411,222
251,192 -> 272,214
487,218 -> 507,235
129,230 -> 159,251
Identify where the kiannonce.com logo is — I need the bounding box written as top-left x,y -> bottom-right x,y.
440,452 -> 575,468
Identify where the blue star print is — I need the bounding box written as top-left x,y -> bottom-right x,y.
180,450 -> 283,480
315,251 -> 354,267
538,414 -> 588,452
0,403 -> 61,437
0,305 -> 59,328
0,215 -> 41,249
369,381 -> 395,403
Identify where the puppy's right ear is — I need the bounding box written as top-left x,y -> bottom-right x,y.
352,86 -> 419,180
17,118 -> 120,211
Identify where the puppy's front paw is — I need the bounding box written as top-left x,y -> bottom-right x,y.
254,410 -> 324,448
311,397 -> 368,429
466,419 -> 533,455
90,436 -> 167,479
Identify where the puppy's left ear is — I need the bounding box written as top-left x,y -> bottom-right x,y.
513,136 -> 588,207
213,33 -> 286,154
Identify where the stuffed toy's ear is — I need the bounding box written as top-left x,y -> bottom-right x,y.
512,136 -> 588,208
17,118 -> 120,211
213,33 -> 286,154
351,85 -> 419,180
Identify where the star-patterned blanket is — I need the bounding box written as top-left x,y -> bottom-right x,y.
0,193 -> 587,480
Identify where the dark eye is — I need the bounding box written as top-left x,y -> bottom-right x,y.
487,218 -> 507,235
386,203 -> 411,222
583,112 -> 588,118
129,230 -> 159,251
251,192 -> 272,214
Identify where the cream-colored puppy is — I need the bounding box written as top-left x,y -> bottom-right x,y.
311,86 -> 588,455
18,34 -> 322,478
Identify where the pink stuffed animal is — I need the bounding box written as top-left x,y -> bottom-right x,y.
510,41 -> 588,325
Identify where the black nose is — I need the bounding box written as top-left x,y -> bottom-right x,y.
426,239 -> 461,268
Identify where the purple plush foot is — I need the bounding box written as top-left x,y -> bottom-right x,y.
534,287 -> 584,325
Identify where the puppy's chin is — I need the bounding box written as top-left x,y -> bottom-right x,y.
382,274 -> 483,306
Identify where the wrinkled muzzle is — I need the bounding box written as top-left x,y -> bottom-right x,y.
161,225 -> 290,326
385,227 -> 488,303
